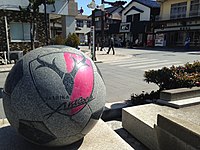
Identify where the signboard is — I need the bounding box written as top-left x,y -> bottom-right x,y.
155,33 -> 166,47
119,22 -> 131,33
147,34 -> 154,47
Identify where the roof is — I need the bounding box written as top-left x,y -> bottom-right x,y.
75,27 -> 90,34
124,6 -> 144,15
124,0 -> 160,10
94,6 -> 123,17
75,14 -> 91,20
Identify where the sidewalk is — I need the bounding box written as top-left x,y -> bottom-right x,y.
0,46 -> 131,72
79,46 -> 132,63
0,64 -> 14,72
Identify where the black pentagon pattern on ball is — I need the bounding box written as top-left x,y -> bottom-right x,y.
4,59 -> 23,95
81,107 -> 104,135
18,120 -> 57,144
91,107 -> 104,120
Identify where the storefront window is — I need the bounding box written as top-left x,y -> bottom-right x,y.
190,0 -> 200,17
170,2 -> 187,19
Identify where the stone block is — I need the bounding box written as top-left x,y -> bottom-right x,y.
156,97 -> 200,108
122,104 -> 164,150
160,87 -> 200,101
156,114 -> 200,150
0,119 -> 133,150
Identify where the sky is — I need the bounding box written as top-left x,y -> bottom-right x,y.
76,0 -> 132,15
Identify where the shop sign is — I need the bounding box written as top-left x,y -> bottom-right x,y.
119,22 -> 131,33
155,33 -> 166,47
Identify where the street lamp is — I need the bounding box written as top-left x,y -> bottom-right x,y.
87,0 -> 97,61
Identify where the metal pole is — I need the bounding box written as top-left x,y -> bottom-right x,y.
92,9 -> 96,61
44,0 -> 48,45
5,16 -> 9,64
100,0 -> 104,51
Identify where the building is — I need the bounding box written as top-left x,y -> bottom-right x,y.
0,0 -> 77,57
121,0 -> 160,47
92,6 -> 123,47
75,14 -> 91,45
155,0 -> 200,48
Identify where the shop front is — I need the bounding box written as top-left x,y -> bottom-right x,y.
155,18 -> 200,49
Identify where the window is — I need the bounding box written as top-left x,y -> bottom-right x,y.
127,15 -> 133,22
133,14 -> 140,22
76,20 -> 83,27
10,22 -> 31,41
87,20 -> 91,27
190,0 -> 200,17
170,2 -> 187,19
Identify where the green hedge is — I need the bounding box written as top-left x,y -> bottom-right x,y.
131,61 -> 200,105
144,61 -> 200,90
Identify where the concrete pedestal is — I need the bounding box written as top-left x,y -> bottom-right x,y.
0,119 -> 133,150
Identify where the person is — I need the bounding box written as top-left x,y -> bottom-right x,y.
184,35 -> 190,49
135,38 -> 139,46
107,37 -> 115,55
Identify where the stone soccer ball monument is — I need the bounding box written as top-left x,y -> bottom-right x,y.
3,45 -> 106,146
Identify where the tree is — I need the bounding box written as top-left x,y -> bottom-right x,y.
19,0 -> 55,50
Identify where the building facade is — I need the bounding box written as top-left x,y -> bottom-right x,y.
93,6 -> 123,47
121,0 -> 160,47
75,14 -> 91,45
0,0 -> 77,55
0,10 -> 48,53
155,0 -> 200,48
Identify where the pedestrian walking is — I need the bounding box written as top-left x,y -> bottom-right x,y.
107,37 -> 115,55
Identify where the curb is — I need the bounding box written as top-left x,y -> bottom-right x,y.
102,101 -> 133,121
0,118 -> 9,127
0,69 -> 12,73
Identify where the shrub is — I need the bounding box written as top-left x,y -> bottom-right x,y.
144,61 -> 200,90
52,35 -> 66,45
65,33 -> 80,48
131,61 -> 200,104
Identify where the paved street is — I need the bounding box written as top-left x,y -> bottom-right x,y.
0,47 -> 199,118
94,47 -> 200,102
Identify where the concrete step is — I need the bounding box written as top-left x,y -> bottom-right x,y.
157,97 -> 200,108
122,104 -> 176,150
0,119 -> 133,150
122,104 -> 200,150
160,87 -> 200,101
156,114 -> 200,150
